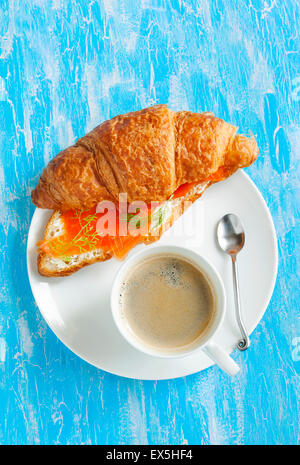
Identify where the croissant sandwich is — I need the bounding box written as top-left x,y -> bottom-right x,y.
31,104 -> 258,277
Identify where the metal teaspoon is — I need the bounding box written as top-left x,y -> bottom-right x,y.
217,213 -> 250,351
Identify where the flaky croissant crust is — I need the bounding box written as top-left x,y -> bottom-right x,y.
31,105 -> 258,211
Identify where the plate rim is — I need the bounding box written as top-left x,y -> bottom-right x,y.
27,171 -> 278,380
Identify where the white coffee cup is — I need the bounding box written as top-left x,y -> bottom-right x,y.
111,245 -> 240,376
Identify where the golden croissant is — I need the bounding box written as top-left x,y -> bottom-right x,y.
32,105 -> 258,276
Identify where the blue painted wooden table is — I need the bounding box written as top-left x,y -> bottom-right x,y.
0,0 -> 299,445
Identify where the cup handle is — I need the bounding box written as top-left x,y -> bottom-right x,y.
203,341 -> 240,376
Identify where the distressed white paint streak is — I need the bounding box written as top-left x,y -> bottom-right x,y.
0,164 -> 18,234
18,316 -> 34,358
102,0 -> 118,16
56,116 -> 73,149
0,337 -> 6,362
261,0 -> 277,19
66,120 -> 75,145
83,62 -> 103,128
52,0 -> 63,9
0,1 -> 16,59
43,138 -> 52,165
0,77 -> 6,101
168,74 -> 189,110
127,388 -> 148,444
123,31 -> 138,53
0,163 -> 4,189
150,63 -> 156,100
23,104 -> 33,154
101,69 -> 122,98
245,40 -> 275,94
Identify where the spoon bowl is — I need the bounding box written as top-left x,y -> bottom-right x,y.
217,214 -> 245,255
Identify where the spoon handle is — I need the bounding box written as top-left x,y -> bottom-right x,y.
231,256 -> 250,351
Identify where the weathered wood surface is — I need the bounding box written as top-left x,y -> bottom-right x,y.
0,0 -> 299,445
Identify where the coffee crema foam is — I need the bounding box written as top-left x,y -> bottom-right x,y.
119,254 -> 216,351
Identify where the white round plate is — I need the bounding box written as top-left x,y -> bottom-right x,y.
27,171 -> 278,380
